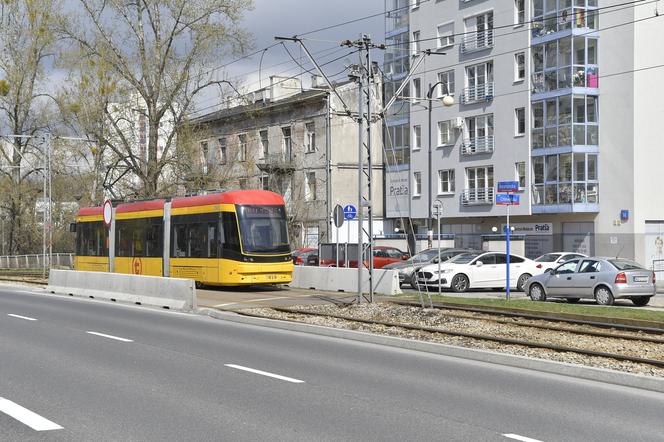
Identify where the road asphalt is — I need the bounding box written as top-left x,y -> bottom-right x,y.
1,284 -> 664,441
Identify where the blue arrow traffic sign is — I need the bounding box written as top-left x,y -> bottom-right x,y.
343,204 -> 357,220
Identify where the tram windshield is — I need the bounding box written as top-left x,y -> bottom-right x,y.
236,205 -> 290,254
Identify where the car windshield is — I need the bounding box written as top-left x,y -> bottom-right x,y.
410,250 -> 439,263
236,205 -> 290,254
535,253 -> 560,262
447,252 -> 481,264
609,259 -> 645,271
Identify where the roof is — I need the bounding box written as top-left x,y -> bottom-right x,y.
116,199 -> 166,214
171,190 -> 285,209
192,89 -> 328,125
78,206 -> 103,216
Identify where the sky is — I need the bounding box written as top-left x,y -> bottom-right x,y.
192,0 -> 386,115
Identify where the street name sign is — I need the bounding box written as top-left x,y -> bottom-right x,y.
497,181 -> 520,193
496,194 -> 520,206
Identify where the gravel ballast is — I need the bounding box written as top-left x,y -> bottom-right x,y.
241,302 -> 664,378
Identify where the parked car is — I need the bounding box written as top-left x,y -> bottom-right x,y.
292,248 -> 317,266
524,257 -> 656,306
383,248 -> 474,289
534,252 -> 588,271
348,246 -> 410,269
416,251 -> 544,292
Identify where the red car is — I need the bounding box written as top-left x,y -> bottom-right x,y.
348,246 -> 410,269
292,247 -> 317,265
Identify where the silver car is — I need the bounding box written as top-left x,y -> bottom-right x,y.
524,257 -> 656,306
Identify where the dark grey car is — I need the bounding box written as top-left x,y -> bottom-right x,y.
383,248 -> 473,289
524,258 -> 656,306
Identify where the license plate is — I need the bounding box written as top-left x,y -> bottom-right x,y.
634,276 -> 648,282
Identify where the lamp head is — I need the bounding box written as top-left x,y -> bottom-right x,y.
491,226 -> 498,233
440,95 -> 455,107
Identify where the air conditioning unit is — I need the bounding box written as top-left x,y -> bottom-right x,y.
453,117 -> 465,129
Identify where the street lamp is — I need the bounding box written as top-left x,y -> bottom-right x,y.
432,199 -> 443,298
427,81 -> 455,248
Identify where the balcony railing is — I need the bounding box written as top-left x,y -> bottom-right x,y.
460,30 -> 494,54
461,136 -> 494,155
460,187 -> 494,206
257,152 -> 295,172
460,82 -> 494,104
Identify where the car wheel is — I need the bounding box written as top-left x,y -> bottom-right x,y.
566,297 -> 580,304
516,273 -> 532,292
594,286 -> 614,306
451,274 -> 469,293
410,274 -> 419,290
529,283 -> 546,302
631,296 -> 651,307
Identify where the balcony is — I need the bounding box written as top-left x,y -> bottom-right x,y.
460,30 -> 494,54
460,83 -> 494,105
460,187 -> 494,206
461,136 -> 494,155
256,152 -> 295,173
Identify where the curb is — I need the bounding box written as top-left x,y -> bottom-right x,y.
199,307 -> 664,394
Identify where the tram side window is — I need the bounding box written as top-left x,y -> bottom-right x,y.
116,218 -> 163,257
76,222 -> 108,257
171,221 -> 218,258
221,212 -> 241,253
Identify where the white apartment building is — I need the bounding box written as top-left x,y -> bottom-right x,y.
384,0 -> 664,267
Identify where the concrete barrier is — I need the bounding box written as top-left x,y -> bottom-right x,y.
47,270 -> 197,311
288,267 -> 402,296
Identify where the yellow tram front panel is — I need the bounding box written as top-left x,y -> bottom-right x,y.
114,257 -> 163,277
216,258 -> 293,286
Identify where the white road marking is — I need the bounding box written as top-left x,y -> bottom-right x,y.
0,397 -> 63,431
7,314 -> 37,321
225,364 -> 305,383
503,434 -> 543,442
85,331 -> 133,342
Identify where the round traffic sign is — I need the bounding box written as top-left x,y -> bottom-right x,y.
333,204 -> 345,228
343,204 -> 357,220
102,198 -> 113,228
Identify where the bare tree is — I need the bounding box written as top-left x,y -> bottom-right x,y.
0,0 -> 63,253
59,0 -> 253,199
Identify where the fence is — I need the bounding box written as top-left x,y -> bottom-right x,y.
0,254 -> 74,270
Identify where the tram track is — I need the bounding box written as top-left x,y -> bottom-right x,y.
234,304 -> 664,372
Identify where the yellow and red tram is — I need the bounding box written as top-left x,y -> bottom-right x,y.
74,190 -> 294,286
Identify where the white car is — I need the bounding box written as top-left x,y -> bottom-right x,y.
534,252 -> 588,271
416,251 -> 545,292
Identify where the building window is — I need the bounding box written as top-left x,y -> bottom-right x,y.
413,172 -> 421,196
282,127 -> 292,159
463,12 -> 493,52
463,61 -> 494,104
515,0 -> 525,25
532,94 -> 598,149
436,22 -> 454,49
259,130 -> 268,159
531,37 -> 599,93
218,138 -> 227,164
412,125 -> 421,150
305,123 -> 316,153
238,134 -> 247,162
514,52 -> 525,81
411,77 -> 421,103
438,169 -> 455,194
515,162 -> 526,189
260,175 -> 269,191
305,172 -> 316,201
531,153 -> 598,205
200,141 -> 209,174
412,30 -> 420,55
515,107 -> 526,136
437,70 -> 455,97
437,120 -> 452,146
463,114 -> 494,154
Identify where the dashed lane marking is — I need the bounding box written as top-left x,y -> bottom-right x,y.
85,331 -> 133,342
0,397 -> 63,431
7,314 -> 37,321
225,364 -> 305,383
503,434 -> 543,442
